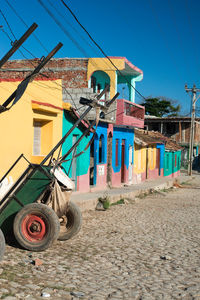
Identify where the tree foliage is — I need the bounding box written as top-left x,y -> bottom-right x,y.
141,97 -> 181,117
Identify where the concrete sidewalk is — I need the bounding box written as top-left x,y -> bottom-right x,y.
71,172 -> 194,211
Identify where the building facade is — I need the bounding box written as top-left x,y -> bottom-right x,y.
0,78 -> 63,191
145,116 -> 200,168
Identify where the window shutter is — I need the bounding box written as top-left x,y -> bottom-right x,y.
33,121 -> 41,155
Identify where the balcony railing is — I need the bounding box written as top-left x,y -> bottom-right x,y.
116,99 -> 145,128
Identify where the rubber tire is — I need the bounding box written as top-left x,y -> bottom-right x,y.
13,203 -> 60,252
58,201 -> 82,241
0,229 -> 5,261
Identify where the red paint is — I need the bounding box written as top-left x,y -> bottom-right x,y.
116,99 -> 144,128
111,165 -> 129,187
32,100 -> 63,111
107,124 -> 113,137
121,141 -> 125,183
133,167 -> 164,184
96,164 -> 107,187
21,214 -> 47,242
148,168 -> 160,180
111,169 -> 121,187
76,171 -> 90,192
164,170 -> 180,179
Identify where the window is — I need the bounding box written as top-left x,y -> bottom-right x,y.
99,134 -> 104,163
105,83 -> 110,100
33,119 -> 53,156
97,83 -> 101,93
138,149 -> 141,170
115,139 -> 119,166
33,121 -> 42,155
91,76 -> 96,93
175,154 -> 177,167
166,153 -> 169,169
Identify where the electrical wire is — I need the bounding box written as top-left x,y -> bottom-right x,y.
0,5 -> 77,109
46,0 -> 98,56
60,0 -> 146,101
0,8 -> 35,59
2,0 -> 142,114
4,0 -> 107,106
36,0 -> 113,98
4,0 -> 49,53
4,0 -> 138,111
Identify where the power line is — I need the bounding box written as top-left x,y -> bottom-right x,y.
0,6 -> 75,107
0,8 -> 35,59
37,0 -> 91,58
37,0 -> 119,108
60,0 -> 146,101
1,2 -> 77,108
46,0 -> 98,56
0,6 -> 78,111
4,0 -> 49,53
37,0 -> 115,99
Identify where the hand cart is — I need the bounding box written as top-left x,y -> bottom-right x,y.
0,88 -> 118,259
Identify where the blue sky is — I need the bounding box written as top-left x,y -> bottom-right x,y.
1,0 -> 200,116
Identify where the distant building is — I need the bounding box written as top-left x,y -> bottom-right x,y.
144,116 -> 200,168
134,129 -> 182,183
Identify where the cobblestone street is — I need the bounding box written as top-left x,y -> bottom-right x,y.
1,176 -> 200,300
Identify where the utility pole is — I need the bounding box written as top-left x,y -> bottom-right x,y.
185,84 -> 200,175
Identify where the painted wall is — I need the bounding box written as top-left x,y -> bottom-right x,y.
88,57 -> 143,101
133,143 -> 164,183
112,127 -> 134,186
0,79 -> 63,182
156,143 -> 165,176
164,150 -> 181,177
91,71 -> 110,97
87,58 -> 125,99
62,111 -> 90,192
91,122 -> 108,188
116,99 -> 145,128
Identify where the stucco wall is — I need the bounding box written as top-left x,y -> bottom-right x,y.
164,150 -> 181,177
91,122 -> 108,187
0,79 -> 63,181
62,111 -> 90,192
112,127 -> 134,186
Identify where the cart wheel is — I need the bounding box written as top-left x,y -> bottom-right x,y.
58,201 -> 82,241
13,203 -> 60,252
0,229 -> 5,261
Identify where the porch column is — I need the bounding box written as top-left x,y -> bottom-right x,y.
128,77 -> 135,103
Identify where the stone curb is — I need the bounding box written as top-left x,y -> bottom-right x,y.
72,177 -> 192,212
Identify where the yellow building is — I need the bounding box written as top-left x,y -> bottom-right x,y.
0,79 -> 63,182
133,129 -> 160,184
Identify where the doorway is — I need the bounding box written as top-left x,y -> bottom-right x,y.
107,132 -> 112,186
156,148 -> 160,176
71,135 -> 78,190
89,139 -> 95,186
121,139 -> 125,183
128,145 -> 133,182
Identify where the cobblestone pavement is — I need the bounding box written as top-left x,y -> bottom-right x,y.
1,176 -> 200,300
